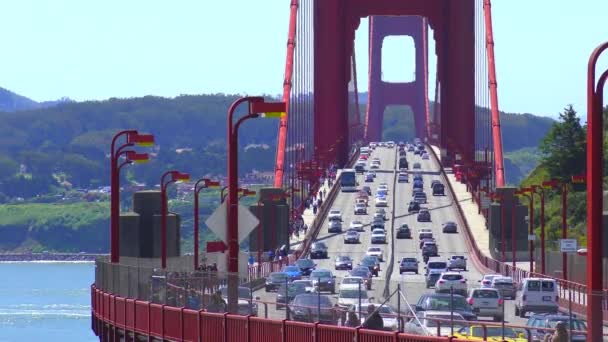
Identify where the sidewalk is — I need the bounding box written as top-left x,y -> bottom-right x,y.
430,146 -> 531,272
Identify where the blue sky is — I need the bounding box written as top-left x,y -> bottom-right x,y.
0,0 -> 606,117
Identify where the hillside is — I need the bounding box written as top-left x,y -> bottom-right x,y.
0,87 -> 72,112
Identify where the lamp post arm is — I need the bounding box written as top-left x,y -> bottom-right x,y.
111,130 -> 137,156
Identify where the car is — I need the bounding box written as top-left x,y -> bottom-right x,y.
425,259 -> 448,276
435,272 -> 468,296
408,145 -> 415,152
355,163 -> 366,173
281,265 -> 303,281
414,149 -> 421,156
430,180 -> 441,188
413,192 -> 427,204
310,242 -> 328,259
404,310 -> 466,336
366,246 -> 384,261
349,267 -> 373,289
397,173 -> 409,183
425,272 -> 441,288
466,288 -> 504,321
375,196 -> 388,207
349,220 -> 365,232
343,230 -> 360,244
354,203 -> 367,215
328,219 -> 343,233
289,294 -> 336,324
337,285 -> 372,309
293,279 -> 315,293
362,186 -> 372,195
399,150 -> 406,156
442,221 -> 457,233
399,158 -> 409,169
432,183 -> 445,196
371,229 -> 387,244
219,286 -> 259,316
415,293 -> 477,321
334,255 -> 354,270
370,162 -> 380,169
413,173 -> 423,182
372,157 -> 381,164
419,237 -> 435,249
328,209 -> 342,221
374,208 -> 387,220
417,209 -> 431,222
276,282 -> 308,310
365,173 -> 374,182
265,272 -> 289,292
341,276 -> 366,288
515,278 -> 559,318
422,241 -> 438,256
526,313 -> 587,342
371,219 -> 385,230
479,274 -> 502,288
491,276 -> 517,299
447,255 -> 467,271
422,153 -> 430,160
355,197 -> 368,207
413,180 -> 424,190
396,224 -> 411,239
359,256 -> 380,277
377,184 -> 389,193
310,269 -> 336,293
453,325 -> 526,341
295,258 -> 316,276
353,303 -> 399,331
399,257 -> 419,274
408,201 -> 421,213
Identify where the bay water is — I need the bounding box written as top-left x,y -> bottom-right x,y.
0,262 -> 96,342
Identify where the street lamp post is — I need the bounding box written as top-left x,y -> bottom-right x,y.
226,96 -> 286,313
490,193 -> 506,263
110,130 -> 154,263
221,186 -> 248,203
531,185 -> 547,274
193,178 -> 220,270
520,187 -> 534,272
542,179 -> 568,281
513,190 -> 523,269
160,170 -> 190,269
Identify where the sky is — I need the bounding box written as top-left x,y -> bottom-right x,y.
0,1 -> 607,118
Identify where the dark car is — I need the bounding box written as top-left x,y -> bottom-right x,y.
430,180 -> 441,189
355,164 -> 366,174
360,256 -> 380,277
310,242 -> 328,259
425,272 -> 441,288
408,201 -> 421,213
350,267 -> 373,290
371,219 -> 385,230
265,272 -> 289,292
413,180 -> 423,190
399,257 -> 419,274
362,186 -> 372,195
419,237 -> 435,249
399,150 -> 406,156
417,209 -> 431,222
413,174 -> 423,182
442,221 -> 457,233
399,157 -> 408,169
295,258 -> 316,276
416,293 -> 477,321
396,224 -> 412,239
310,269 -> 336,293
422,242 -> 438,257
526,314 -> 587,342
432,183 -> 445,196
413,192 -> 427,204
276,282 -> 308,310
289,294 -> 336,324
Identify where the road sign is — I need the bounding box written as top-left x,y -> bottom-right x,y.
560,239 -> 578,253
527,234 -> 536,241
205,201 -> 260,244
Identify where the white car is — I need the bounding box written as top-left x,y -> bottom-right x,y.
344,230 -> 360,244
434,272 -> 468,296
422,153 -> 430,160
328,209 -> 342,221
404,311 -> 466,336
354,203 -> 367,215
293,279 -> 315,293
349,220 -> 364,232
371,229 -> 387,244
375,197 -> 388,207
479,274 -> 502,288
366,247 -> 384,261
341,276 -> 365,288
337,284 -> 372,309
378,183 -> 389,191
397,173 -> 409,183
370,162 -> 380,169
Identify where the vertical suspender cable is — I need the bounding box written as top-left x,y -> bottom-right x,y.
274,0 -> 299,188
483,0 -> 505,186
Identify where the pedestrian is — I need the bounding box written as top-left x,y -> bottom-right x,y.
303,224 -> 308,235
345,307 -> 361,327
207,290 -> 226,313
318,197 -> 323,207
268,249 -> 275,262
361,304 -> 384,330
543,321 -> 569,342
333,304 -> 346,325
248,255 -> 255,266
320,190 -> 324,201
313,203 -> 318,215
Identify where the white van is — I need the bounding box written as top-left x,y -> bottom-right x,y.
424,258 -> 448,276
514,278 -> 559,318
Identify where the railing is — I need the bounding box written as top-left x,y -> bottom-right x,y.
426,144 -> 608,320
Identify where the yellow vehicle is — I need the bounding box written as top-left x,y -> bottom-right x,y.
452,325 -> 527,341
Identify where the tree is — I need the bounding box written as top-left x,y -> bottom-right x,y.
539,105 -> 586,181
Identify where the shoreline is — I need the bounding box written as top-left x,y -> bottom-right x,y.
0,253 -> 106,262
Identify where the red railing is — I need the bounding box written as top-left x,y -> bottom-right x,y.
426,144 -> 608,321
91,285 -> 457,342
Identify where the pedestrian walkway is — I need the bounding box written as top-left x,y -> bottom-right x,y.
289,177 -> 335,250
430,146 -> 531,272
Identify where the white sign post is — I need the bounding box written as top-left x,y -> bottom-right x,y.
205,201 -> 260,244
560,239 -> 577,253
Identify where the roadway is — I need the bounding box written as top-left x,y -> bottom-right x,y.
254,143 -> 528,328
